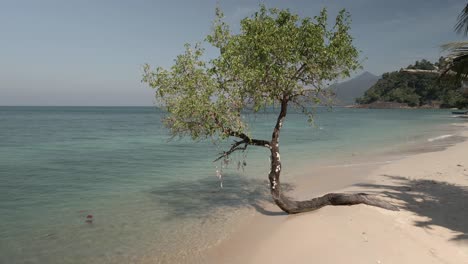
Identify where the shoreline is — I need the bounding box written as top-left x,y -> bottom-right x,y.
3,108 -> 466,263
198,122 -> 468,264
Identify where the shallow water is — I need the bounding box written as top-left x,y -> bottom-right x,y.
0,106 -> 465,263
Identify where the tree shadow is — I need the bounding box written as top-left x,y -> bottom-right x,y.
148,173 -> 291,219
356,175 -> 468,242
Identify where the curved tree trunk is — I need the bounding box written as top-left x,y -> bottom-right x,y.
267,95 -> 398,214
267,147 -> 399,213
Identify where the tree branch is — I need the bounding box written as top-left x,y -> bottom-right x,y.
213,134 -> 271,162
213,140 -> 248,162
293,63 -> 307,80
227,130 -> 269,146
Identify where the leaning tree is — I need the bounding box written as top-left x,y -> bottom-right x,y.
142,6 -> 397,213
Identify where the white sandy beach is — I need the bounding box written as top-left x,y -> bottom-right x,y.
202,123 -> 468,264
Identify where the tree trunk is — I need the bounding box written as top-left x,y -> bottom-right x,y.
267,147 -> 399,213
267,95 -> 398,213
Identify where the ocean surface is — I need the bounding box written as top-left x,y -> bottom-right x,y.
0,106 -> 465,263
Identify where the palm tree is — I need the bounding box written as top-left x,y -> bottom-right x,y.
441,42 -> 468,81
442,3 -> 468,84
405,4 -> 468,78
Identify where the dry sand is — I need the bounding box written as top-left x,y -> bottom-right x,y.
203,123 -> 468,264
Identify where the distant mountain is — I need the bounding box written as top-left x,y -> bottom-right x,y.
330,71 -> 379,105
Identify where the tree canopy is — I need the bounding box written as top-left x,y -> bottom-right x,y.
142,6 -> 360,142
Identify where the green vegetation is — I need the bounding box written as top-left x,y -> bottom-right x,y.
356,59 -> 468,108
143,6 -> 360,141
142,6 -> 396,213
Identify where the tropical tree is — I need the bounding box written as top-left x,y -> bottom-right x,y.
142,6 -> 397,214
441,3 -> 468,81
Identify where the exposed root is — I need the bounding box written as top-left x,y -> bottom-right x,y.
272,192 -> 399,214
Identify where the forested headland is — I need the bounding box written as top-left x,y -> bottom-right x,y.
356,59 -> 468,108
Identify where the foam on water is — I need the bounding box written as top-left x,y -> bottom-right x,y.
428,134 -> 453,142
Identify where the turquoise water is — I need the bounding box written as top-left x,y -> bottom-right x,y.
0,106 -> 463,263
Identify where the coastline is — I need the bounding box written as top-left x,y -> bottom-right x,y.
198,122 -> 468,264
4,107 -> 465,264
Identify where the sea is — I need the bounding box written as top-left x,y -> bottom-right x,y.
0,106 -> 466,263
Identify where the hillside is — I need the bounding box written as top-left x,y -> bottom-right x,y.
356,59 -> 468,108
330,71 -> 379,105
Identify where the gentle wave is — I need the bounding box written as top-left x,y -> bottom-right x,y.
427,134 -> 453,142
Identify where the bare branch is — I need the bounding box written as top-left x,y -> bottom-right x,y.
213,140 -> 248,162
213,134 -> 271,162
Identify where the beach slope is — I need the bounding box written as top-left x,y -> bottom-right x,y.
209,125 -> 468,264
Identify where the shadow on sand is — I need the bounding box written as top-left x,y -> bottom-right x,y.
357,175 -> 468,242
150,171 -> 468,242
148,173 -> 290,219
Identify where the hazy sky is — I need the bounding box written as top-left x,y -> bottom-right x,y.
0,0 -> 466,106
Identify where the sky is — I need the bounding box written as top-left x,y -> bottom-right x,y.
0,0 -> 466,106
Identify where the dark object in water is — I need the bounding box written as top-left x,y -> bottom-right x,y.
451,110 -> 468,115
85,214 -> 93,224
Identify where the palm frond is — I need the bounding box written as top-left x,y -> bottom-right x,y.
454,3 -> 468,36
441,41 -> 468,52
440,42 -> 468,81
